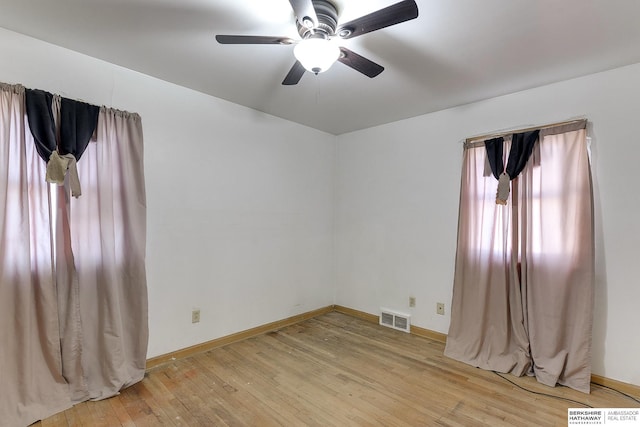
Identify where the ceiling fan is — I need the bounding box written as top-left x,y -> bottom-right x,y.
216,0 -> 419,85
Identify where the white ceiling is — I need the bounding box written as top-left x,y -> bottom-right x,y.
1,0 -> 639,135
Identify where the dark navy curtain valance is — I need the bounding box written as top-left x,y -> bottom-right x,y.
485,130 -> 540,181
25,89 -> 99,163
484,130 -> 540,205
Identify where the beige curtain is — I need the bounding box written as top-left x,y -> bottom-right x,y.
71,107 -> 148,401
0,83 -> 148,426
0,83 -> 73,427
444,121 -> 594,393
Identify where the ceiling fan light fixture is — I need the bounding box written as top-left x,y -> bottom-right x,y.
294,38 -> 340,74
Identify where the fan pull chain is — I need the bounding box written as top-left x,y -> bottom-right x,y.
314,73 -> 320,105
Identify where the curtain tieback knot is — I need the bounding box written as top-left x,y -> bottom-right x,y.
496,172 -> 510,205
46,151 -> 81,198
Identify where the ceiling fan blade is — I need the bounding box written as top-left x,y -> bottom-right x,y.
216,35 -> 295,45
282,61 -> 306,85
336,0 -> 418,40
338,47 -> 384,78
288,0 -> 318,28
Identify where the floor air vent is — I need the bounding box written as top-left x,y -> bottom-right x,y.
379,308 -> 411,333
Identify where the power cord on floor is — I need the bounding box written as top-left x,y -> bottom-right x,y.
493,371 -> 593,408
590,382 -> 640,405
493,371 -> 640,408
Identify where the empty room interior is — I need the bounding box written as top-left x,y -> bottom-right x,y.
1,1 -> 639,426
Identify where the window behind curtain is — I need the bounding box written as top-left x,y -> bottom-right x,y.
445,121 -> 595,393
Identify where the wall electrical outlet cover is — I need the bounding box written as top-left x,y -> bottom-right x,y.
409,296 -> 416,307
192,308 -> 201,323
436,303 -> 445,315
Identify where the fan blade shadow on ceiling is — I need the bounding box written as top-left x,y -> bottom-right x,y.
356,31 -> 473,95
337,0 -> 418,40
337,47 -> 384,78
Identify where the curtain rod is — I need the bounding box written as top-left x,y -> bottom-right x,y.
465,118 -> 587,144
1,81 -> 139,118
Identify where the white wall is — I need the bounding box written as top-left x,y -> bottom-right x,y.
0,28 -> 336,358
335,62 -> 640,385
2,26 -> 638,387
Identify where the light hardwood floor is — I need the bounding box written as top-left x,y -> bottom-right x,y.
36,312 -> 639,426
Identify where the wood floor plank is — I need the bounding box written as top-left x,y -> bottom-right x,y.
34,311 -> 639,426
38,411 -> 68,427
107,397 -> 136,427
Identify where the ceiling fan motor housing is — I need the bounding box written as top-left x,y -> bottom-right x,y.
297,0 -> 339,40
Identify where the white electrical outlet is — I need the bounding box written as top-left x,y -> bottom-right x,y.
436,303 -> 445,315
192,308 -> 201,323
409,296 -> 416,307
